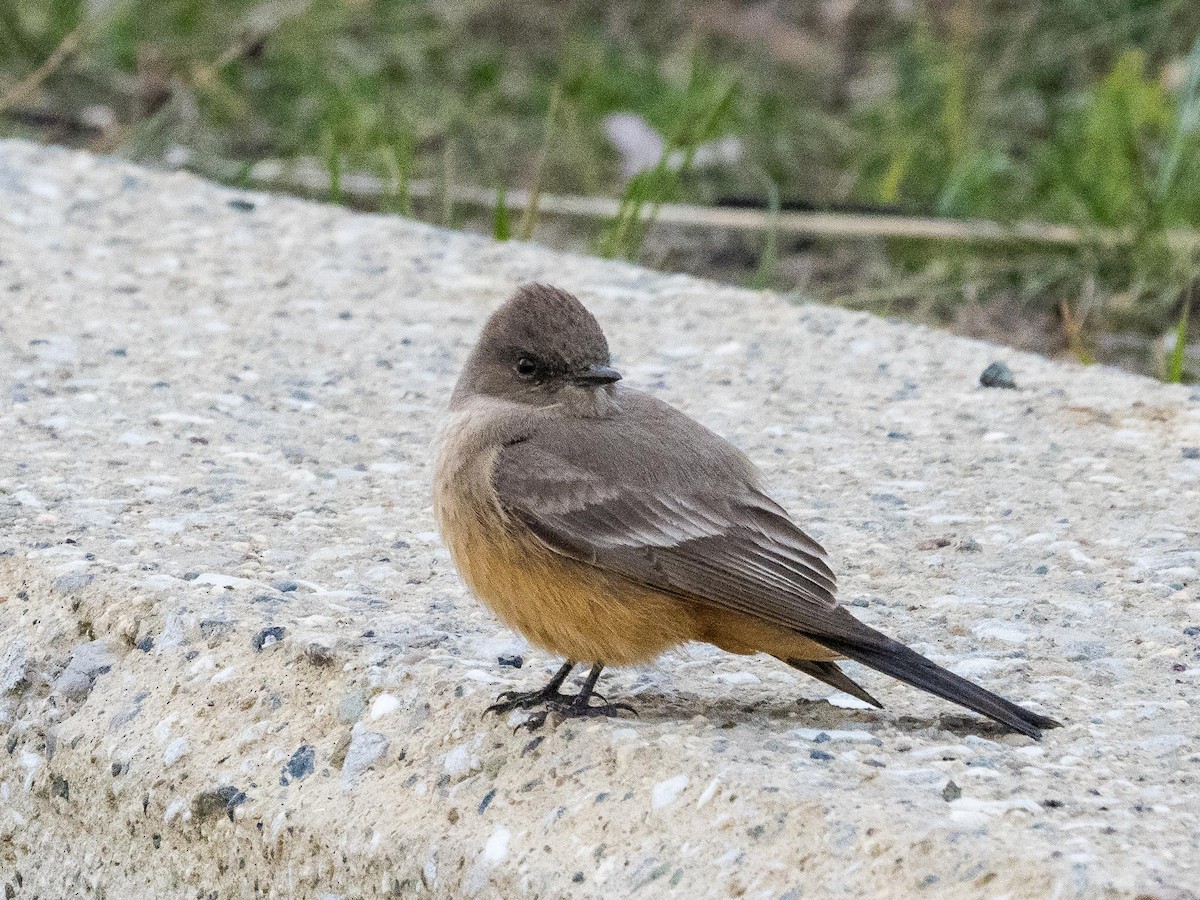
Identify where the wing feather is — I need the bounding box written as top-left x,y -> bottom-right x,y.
494,435 -> 851,639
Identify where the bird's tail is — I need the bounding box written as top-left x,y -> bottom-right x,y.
813,626 -> 1060,739
782,658 -> 883,709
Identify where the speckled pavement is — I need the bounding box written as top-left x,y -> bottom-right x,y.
1,140 -> 1199,899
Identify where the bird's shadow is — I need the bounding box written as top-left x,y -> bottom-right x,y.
520,690 -> 1027,741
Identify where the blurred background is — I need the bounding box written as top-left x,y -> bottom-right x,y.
3,0 -> 1200,381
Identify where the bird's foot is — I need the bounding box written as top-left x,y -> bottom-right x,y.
485,687 -> 574,717
485,662 -> 634,731
516,694 -> 638,732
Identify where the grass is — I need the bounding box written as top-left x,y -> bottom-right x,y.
596,64 -> 737,259
2,0 -> 1199,380
750,179 -> 781,291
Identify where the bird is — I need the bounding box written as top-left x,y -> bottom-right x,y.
432,283 -> 1060,738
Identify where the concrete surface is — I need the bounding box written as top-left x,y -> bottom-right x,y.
1,139 -> 1199,899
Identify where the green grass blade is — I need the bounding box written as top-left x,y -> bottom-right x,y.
492,183 -> 511,241
517,84 -> 561,242
751,179 -> 781,290
1165,293 -> 1191,383
323,129 -> 341,204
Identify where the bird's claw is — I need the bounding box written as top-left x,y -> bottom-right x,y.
484,689 -> 570,718
508,696 -> 638,732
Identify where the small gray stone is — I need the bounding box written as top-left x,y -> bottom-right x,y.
341,727 -> 389,784
55,671 -> 93,701
200,619 -> 234,641
54,639 -> 117,700
271,580 -> 300,593
979,361 -> 1016,389
53,573 -> 94,593
1,639 -> 30,693
252,626 -> 285,652
338,692 -> 366,723
281,745 -> 316,785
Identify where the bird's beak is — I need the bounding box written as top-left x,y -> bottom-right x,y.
572,364 -> 622,386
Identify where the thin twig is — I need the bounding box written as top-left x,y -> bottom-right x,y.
214,156 -> 1200,252
517,84 -> 561,242
0,29 -> 81,118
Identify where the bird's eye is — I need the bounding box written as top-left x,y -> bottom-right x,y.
515,357 -> 538,379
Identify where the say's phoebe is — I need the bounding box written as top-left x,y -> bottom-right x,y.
433,284 -> 1060,738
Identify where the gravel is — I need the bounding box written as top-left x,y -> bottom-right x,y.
979,360 -> 1018,389
1,140 -> 1199,898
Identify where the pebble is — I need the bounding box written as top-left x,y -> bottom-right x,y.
338,693 -> 366,723
53,639 -> 117,700
341,727 -> 389,785
52,573 -> 94,593
369,693 -> 401,719
979,361 -> 1017,389
164,737 -> 190,766
282,745 -> 316,784
651,775 -> 689,809
482,825 -> 511,863
443,743 -> 480,777
199,619 -> 234,641
0,640 -> 30,693
252,627 -> 285,652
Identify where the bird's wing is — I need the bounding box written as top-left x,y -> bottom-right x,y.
491,391 -> 1060,739
492,406 -> 858,640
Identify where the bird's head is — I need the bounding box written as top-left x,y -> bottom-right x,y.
453,283 -> 621,410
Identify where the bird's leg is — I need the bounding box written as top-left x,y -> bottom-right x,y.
485,661 -> 576,716
488,662 -> 637,731
560,663 -> 637,720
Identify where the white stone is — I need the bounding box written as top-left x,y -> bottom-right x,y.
369,693 -> 402,719
164,737 -> 190,766
482,825 -> 511,864
651,775 -> 689,809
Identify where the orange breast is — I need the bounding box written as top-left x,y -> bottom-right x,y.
434,449 -> 695,666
